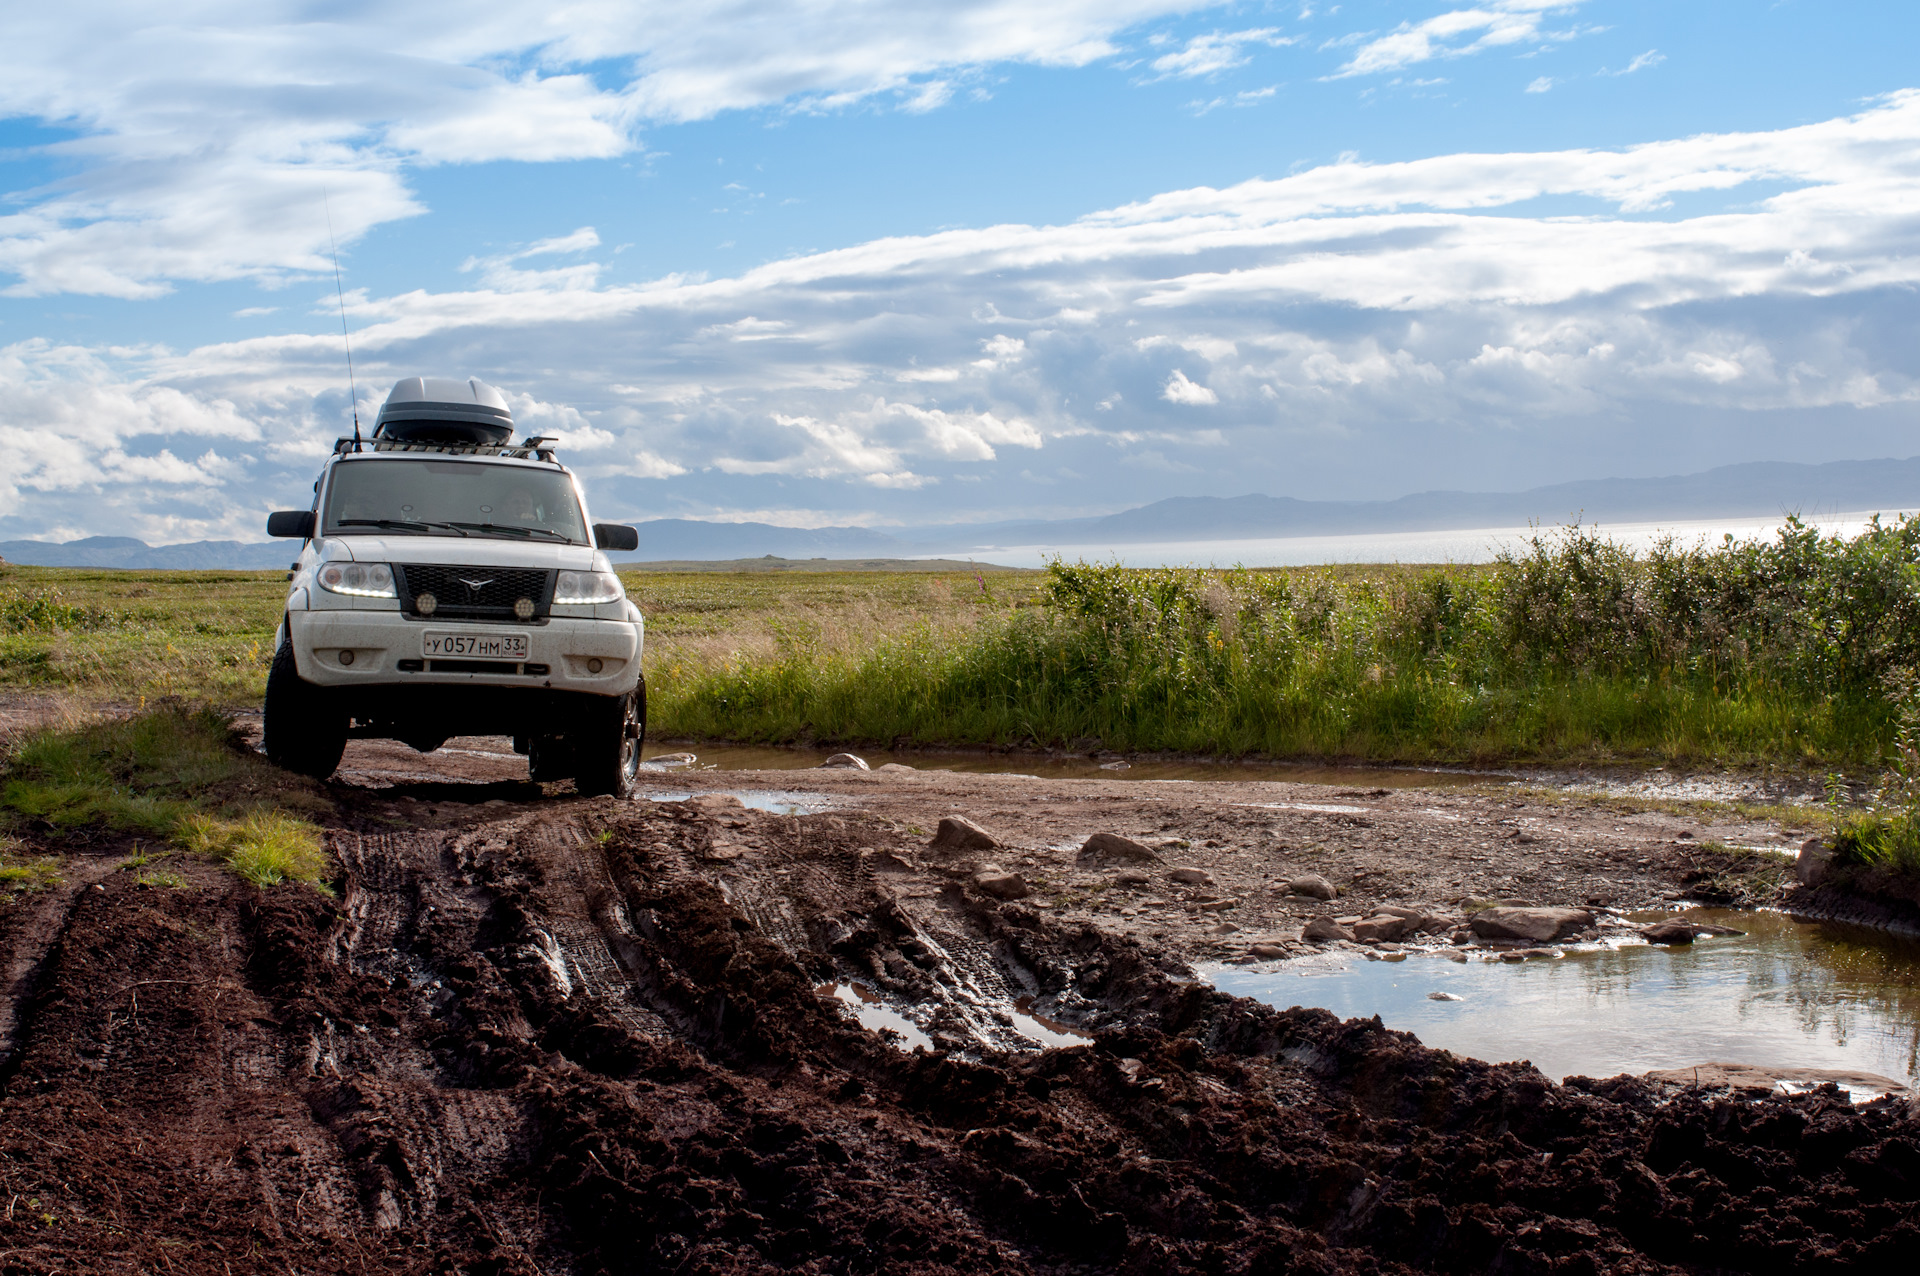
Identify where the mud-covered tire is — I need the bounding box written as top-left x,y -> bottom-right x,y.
573,682 -> 644,798
262,640 -> 348,779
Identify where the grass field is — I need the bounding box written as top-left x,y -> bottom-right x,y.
0,560 -> 1044,706
4,516 -> 1915,773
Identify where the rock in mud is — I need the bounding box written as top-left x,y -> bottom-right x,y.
1077,832 -> 1161,864
1287,874 -> 1337,900
687,793 -> 745,811
1301,916 -> 1351,942
930,814 -> 1000,850
1248,943 -> 1286,959
1109,869 -> 1152,887
1167,867 -> 1214,886
1350,914 -> 1412,943
862,850 -> 917,874
818,752 -> 870,769
1469,905 -> 1593,942
1640,921 -> 1697,944
972,865 -> 1031,900
647,751 -> 697,767
1643,1061 -> 1910,1096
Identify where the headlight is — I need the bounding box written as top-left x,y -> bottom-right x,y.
316,562 -> 396,598
553,570 -> 623,604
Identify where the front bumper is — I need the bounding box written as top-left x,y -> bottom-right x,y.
289,609 -> 642,696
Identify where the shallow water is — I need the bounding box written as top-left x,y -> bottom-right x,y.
1206,908 -> 1920,1094
644,742 -> 1491,789
642,788 -> 841,814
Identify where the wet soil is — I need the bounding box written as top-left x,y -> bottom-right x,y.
1,733 -> 1913,1273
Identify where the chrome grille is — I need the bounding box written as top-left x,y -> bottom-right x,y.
396,564 -> 554,620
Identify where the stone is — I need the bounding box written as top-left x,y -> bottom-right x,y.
647,751 -> 697,768
1797,837 -> 1832,887
1372,905 -> 1427,920
972,866 -> 1031,900
1207,922 -> 1240,935
930,815 -> 1000,850
688,793 -> 745,811
862,851 -> 917,874
1640,921 -> 1697,944
876,762 -> 916,772
1498,950 -> 1529,962
1168,867 -> 1215,886
1077,832 -> 1162,865
1110,870 -> 1152,888
1428,991 -> 1464,1001
1287,874 -> 1338,900
1334,916 -> 1364,926
1196,898 -> 1236,912
1643,1062 -> 1909,1097
1248,943 -> 1287,959
1302,917 -> 1352,942
1351,914 -> 1412,943
1469,906 -> 1594,943
817,753 -> 870,770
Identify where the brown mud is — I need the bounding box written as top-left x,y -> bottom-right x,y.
1,734 -> 1914,1273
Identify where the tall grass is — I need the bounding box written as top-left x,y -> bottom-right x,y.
651,517 -> 1920,768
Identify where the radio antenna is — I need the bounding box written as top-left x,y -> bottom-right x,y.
323,190 -> 362,449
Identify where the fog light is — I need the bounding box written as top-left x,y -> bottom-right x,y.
338,649 -> 355,666
587,657 -> 603,674
513,596 -> 535,620
416,592 -> 438,616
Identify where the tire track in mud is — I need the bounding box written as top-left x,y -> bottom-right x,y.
2,782 -> 1918,1273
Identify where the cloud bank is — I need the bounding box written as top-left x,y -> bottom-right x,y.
4,90 -> 1920,540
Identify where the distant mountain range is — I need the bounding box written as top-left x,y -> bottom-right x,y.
4,456 -> 1915,569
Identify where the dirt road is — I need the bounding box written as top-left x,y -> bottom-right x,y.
0,735 -> 1912,1273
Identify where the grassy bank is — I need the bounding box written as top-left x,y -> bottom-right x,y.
0,704 -> 331,890
651,517 -> 1920,770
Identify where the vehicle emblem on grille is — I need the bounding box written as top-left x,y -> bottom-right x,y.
456,577 -> 494,595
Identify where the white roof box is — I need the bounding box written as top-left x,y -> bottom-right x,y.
373,377 -> 514,445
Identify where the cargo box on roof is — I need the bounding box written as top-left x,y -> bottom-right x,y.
374,376 -> 515,445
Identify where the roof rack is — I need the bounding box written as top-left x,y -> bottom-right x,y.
333,437 -> 559,462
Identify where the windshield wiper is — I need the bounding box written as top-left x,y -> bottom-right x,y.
452,522 -> 577,544
336,518 -> 469,536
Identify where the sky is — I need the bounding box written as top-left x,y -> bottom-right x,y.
2,0 -> 1918,543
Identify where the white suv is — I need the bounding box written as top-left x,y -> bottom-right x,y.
263,376 -> 646,795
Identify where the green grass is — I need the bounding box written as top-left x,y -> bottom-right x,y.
1,839 -> 62,893
1,703 -> 332,892
645,519 -> 1920,771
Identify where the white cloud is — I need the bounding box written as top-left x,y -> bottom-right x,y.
1330,2 -> 1589,79
0,1 -> 1214,298
7,93 -> 1920,537
1146,28 -> 1294,81
1526,76 -> 1554,93
1162,370 -> 1219,404
1612,49 -> 1666,75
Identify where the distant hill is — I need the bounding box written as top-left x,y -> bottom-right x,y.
0,536 -> 295,571
3,456 -> 1914,568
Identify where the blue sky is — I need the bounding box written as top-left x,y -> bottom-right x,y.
2,1 -> 1918,542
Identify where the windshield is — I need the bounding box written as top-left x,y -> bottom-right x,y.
322,459 -> 587,544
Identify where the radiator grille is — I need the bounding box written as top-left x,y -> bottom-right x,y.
396,564 -> 554,620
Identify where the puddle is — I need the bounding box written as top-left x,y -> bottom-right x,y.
1012,998 -> 1093,1049
1206,908 -> 1920,1096
644,789 -> 840,814
820,982 -> 933,1051
647,743 -> 1490,789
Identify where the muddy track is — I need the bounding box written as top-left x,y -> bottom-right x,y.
1,744 -> 1916,1273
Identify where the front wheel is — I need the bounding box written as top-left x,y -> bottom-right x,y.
573,682 -> 645,798
262,640 -> 347,779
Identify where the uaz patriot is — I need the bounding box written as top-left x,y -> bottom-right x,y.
263,377 -> 646,795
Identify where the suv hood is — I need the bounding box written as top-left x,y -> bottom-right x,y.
322,536 -> 608,572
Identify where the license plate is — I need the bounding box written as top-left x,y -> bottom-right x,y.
422,630 -> 530,660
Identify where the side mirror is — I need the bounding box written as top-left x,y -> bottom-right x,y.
267,510 -> 316,539
594,523 -> 639,552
